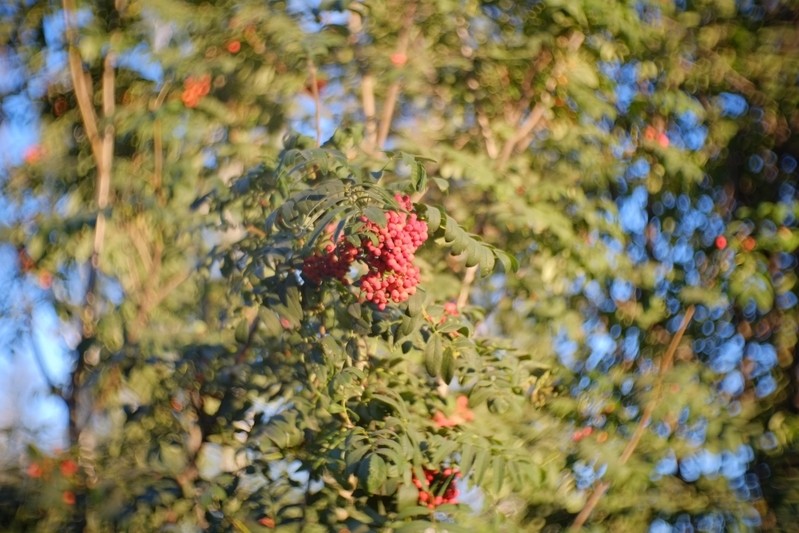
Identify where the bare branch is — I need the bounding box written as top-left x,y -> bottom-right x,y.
307,57 -> 323,147
362,74 -> 378,151
476,111 -> 499,159
376,4 -> 416,149
63,0 -> 102,164
570,306 -> 695,530
456,265 -> 478,310
348,9 -> 378,152
497,102 -> 546,169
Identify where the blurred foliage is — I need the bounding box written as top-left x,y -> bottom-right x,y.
0,0 -> 797,531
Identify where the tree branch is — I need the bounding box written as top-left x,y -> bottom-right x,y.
497,102 -> 546,169
456,265 -> 477,310
362,74 -> 378,151
307,57 -> 323,147
376,4 -> 416,149
63,0 -> 102,166
570,306 -> 695,530
62,11 -> 117,533
347,8 -> 378,152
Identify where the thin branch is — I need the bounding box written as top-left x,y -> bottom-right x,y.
377,81 -> 402,149
497,102 -> 546,169
456,265 -> 477,310
64,0 -> 117,450
348,9 -> 378,152
149,79 -> 170,198
361,74 -> 378,151
376,4 -> 416,149
63,0 -> 102,165
93,51 -> 115,272
307,57 -> 323,147
570,306 -> 695,530
476,111 -> 499,159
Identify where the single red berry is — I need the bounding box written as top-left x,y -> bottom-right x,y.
715,235 -> 727,250
60,459 -> 78,477
390,52 -> 408,67
26,462 -> 42,478
62,491 -> 76,505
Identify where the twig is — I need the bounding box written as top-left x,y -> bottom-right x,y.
497,103 -> 546,169
361,74 -> 377,151
456,265 -> 478,310
348,9 -> 378,152
476,111 -> 499,159
149,80 -> 170,198
63,0 -> 101,165
569,306 -> 695,530
307,58 -> 323,147
375,4 -> 416,149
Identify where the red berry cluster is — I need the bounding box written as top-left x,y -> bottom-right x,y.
412,467 -> 460,509
301,240 -> 358,285
301,195 -> 428,310
358,195 -> 428,310
181,74 -> 211,108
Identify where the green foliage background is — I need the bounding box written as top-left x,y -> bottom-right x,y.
0,0 -> 797,531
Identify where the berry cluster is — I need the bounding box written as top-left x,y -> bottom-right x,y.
301,195 -> 428,310
358,195 -> 428,310
412,467 -> 460,509
301,240 -> 358,285
182,74 -> 211,108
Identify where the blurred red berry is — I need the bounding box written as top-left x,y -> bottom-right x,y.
24,145 -> 45,165
571,426 -> 593,442
412,467 -> 460,508
715,235 -> 727,249
62,491 -> 76,505
60,459 -> 78,477
304,77 -> 328,96
26,462 -> 42,478
38,271 -> 53,289
227,40 -> 241,53
390,52 -> 407,67
182,75 -> 211,108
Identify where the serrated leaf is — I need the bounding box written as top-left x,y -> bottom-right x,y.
495,250 -> 519,273
460,444 -> 476,477
362,206 -> 387,226
406,290 -> 424,317
441,347 -> 455,383
473,449 -> 490,485
358,453 -> 387,493
431,177 -> 449,192
411,161 -> 427,192
425,334 -> 443,377
422,204 -> 442,234
493,457 -> 506,494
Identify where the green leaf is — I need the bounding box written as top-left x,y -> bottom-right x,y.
421,204 -> 442,234
424,334 -> 443,377
358,453 -> 387,494
441,347 -> 455,383
362,206 -> 387,227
